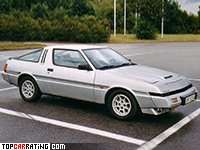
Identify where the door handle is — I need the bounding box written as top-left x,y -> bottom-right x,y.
47,68 -> 54,72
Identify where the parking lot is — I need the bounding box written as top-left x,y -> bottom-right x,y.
0,42 -> 200,150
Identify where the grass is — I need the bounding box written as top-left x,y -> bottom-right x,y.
0,42 -> 46,50
109,34 -> 200,43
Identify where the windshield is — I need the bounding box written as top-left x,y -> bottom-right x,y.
83,48 -> 133,69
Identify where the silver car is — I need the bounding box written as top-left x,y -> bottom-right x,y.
2,45 -> 198,120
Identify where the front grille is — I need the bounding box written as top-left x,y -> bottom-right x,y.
149,84 -> 193,97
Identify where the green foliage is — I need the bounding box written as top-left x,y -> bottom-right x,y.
138,0 -> 162,30
0,12 -> 110,42
68,0 -> 94,17
162,0 -> 199,34
198,6 -> 200,30
127,0 -> 200,35
31,3 -> 49,19
0,0 -> 199,42
0,0 -> 110,42
52,6 -> 66,20
0,10 -> 34,41
136,19 -> 157,40
0,0 -> 13,14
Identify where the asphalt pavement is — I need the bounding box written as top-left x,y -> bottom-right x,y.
0,42 -> 200,150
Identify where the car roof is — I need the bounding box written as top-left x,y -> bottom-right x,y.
44,44 -> 108,50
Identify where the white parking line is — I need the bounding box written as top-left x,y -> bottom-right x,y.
0,87 -> 17,92
0,107 -> 146,146
189,78 -> 200,82
124,51 -> 167,57
0,70 -> 199,146
124,52 -> 155,57
137,106 -> 200,150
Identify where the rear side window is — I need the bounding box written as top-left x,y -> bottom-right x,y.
18,49 -> 43,62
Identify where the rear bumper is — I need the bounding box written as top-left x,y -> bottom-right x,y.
1,72 -> 11,84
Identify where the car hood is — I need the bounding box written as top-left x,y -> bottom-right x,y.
95,64 -> 191,93
107,65 -> 180,84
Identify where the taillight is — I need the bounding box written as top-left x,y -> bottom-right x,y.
3,64 -> 7,72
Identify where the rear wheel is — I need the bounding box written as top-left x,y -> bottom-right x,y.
107,90 -> 140,120
19,76 -> 41,102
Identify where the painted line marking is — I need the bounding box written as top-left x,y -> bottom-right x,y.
137,107 -> 200,150
189,78 -> 200,82
0,87 -> 17,92
0,71 -> 3,74
0,107 -> 146,146
124,52 -> 155,57
124,51 -> 167,57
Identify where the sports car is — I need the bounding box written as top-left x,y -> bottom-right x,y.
2,45 -> 198,120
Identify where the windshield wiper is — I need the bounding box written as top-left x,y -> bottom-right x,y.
114,63 -> 136,68
98,65 -> 115,70
98,63 -> 136,70
117,63 -> 131,67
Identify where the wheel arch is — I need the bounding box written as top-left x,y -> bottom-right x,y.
18,73 -> 42,102
105,87 -> 138,106
18,73 -> 38,87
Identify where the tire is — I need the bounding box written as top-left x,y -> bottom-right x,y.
19,76 -> 42,102
107,90 -> 140,120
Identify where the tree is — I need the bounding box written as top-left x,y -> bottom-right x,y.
52,6 -> 67,20
31,3 -> 49,19
0,0 -> 13,14
44,0 -> 60,10
136,18 -> 156,39
91,0 -> 113,20
163,1 -> 182,33
137,0 -> 162,30
199,5 -> 200,20
12,0 -> 27,11
198,5 -> 200,31
68,0 -> 94,17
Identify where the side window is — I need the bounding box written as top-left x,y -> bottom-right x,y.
18,49 -> 43,62
53,49 -> 87,68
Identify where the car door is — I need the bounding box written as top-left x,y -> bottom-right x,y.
46,49 -> 95,102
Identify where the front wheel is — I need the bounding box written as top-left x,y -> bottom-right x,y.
19,76 -> 42,102
107,90 -> 140,120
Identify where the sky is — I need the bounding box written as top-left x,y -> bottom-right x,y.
176,0 -> 200,15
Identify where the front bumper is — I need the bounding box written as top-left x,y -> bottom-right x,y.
141,85 -> 197,115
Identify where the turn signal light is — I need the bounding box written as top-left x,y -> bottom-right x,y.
173,98 -> 178,102
172,97 -> 178,103
3,64 -> 7,72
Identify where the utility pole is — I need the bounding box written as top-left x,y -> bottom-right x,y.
124,0 -> 126,37
114,0 -> 116,37
161,0 -> 164,38
135,3 -> 137,30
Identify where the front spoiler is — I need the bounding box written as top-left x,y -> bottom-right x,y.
141,108 -> 171,115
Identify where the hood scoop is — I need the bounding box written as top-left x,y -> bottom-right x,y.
164,75 -> 173,79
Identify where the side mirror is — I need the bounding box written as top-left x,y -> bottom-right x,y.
78,64 -> 92,71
